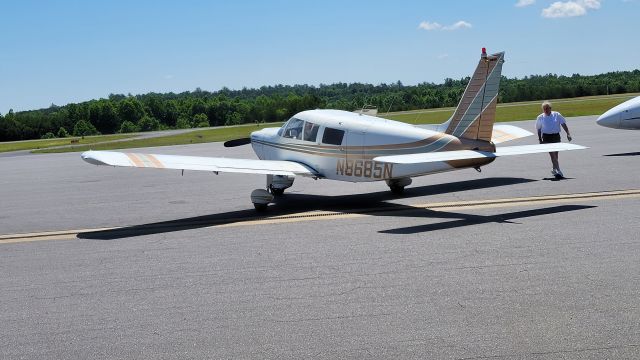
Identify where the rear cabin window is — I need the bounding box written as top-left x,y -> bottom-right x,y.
322,127 -> 344,145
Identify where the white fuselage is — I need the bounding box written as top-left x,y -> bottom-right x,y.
597,96 -> 640,130
250,109 -> 492,182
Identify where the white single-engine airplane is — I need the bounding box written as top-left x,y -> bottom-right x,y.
597,95 -> 640,130
82,49 -> 586,210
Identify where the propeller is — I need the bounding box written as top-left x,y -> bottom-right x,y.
223,137 -> 252,147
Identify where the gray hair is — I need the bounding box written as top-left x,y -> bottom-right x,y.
542,101 -> 552,109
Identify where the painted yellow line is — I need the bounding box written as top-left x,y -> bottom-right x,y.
217,189 -> 640,228
0,228 -> 114,244
412,189 -> 640,210
215,213 -> 362,228
1,189 -> 639,243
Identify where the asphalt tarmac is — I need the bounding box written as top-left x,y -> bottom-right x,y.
1,117 -> 639,359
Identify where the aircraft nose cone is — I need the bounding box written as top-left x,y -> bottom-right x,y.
596,112 -> 620,129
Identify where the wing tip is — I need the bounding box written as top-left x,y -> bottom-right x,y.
81,150 -> 100,165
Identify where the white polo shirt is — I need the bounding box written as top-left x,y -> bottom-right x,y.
536,111 -> 566,134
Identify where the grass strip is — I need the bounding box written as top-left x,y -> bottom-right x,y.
33,124 -> 280,153
26,93 -> 640,153
0,134 -> 135,153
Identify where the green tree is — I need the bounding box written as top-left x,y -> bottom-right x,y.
175,116 -> 191,129
90,100 -> 120,134
118,97 -> 145,124
193,113 -> 209,127
190,99 -> 207,116
225,112 -> 242,126
73,120 -> 99,136
137,115 -> 160,132
41,132 -> 56,139
119,120 -> 139,133
57,127 -> 69,138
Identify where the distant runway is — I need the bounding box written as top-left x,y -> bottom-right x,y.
1,117 -> 639,359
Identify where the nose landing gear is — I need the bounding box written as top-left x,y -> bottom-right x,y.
251,175 -> 295,211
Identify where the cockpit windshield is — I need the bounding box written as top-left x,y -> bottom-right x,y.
281,118 -> 304,139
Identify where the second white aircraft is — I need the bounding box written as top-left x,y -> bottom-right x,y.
597,95 -> 640,130
82,49 -> 586,210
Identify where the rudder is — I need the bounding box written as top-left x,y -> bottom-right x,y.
445,49 -> 505,142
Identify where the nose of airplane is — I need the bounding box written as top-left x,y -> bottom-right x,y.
596,111 -> 620,129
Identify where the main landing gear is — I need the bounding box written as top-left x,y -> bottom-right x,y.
386,177 -> 412,195
251,175 -> 295,211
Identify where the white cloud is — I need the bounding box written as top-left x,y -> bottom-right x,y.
443,21 -> 472,30
515,0 -> 536,7
418,21 -> 442,30
437,54 -> 449,59
418,20 -> 471,31
542,0 -> 601,18
579,0 -> 601,9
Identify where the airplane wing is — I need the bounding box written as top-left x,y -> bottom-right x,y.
373,143 -> 587,164
491,125 -> 533,144
81,150 -> 318,177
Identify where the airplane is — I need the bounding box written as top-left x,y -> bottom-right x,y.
82,49 -> 586,210
596,95 -> 640,130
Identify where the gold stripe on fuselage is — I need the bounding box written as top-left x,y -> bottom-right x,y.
254,134 -> 463,160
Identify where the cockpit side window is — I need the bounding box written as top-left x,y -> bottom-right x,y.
282,118 -> 304,139
322,127 -> 344,145
303,121 -> 320,142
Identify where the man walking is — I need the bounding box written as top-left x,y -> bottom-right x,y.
536,101 -> 572,178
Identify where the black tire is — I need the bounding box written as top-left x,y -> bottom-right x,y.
270,187 -> 285,196
389,185 -> 405,195
253,203 -> 268,211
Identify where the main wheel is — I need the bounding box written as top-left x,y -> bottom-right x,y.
389,184 -> 405,195
269,186 -> 285,196
386,177 -> 412,195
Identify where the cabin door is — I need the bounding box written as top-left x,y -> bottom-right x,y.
345,130 -> 366,162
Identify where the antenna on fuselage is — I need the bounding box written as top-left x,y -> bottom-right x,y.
354,104 -> 379,117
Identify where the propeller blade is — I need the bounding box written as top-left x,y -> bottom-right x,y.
223,137 -> 252,147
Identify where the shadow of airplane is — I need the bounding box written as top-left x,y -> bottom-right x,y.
604,152 -> 640,157
79,177 -> 537,240
379,204 -> 596,235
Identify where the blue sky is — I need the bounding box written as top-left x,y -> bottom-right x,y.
1,0 -> 638,114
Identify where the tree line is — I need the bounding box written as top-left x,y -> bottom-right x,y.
1,69 -> 639,141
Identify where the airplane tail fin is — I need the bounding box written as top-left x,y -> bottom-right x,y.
444,49 -> 505,142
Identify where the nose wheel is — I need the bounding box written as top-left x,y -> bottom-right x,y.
266,174 -> 294,197
251,189 -> 273,211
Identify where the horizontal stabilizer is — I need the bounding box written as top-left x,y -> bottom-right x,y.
374,143 -> 588,164
81,150 -> 317,177
491,125 -> 533,144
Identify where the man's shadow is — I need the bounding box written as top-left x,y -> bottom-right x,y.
542,176 -> 574,182
78,177 -> 559,240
